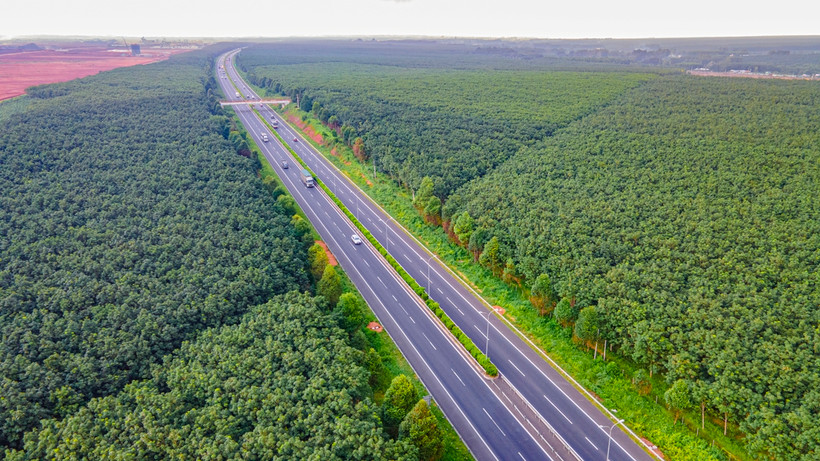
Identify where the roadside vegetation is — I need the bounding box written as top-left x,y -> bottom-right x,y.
0,47 -> 456,460
237,40 -> 820,460
237,44 -> 655,198
226,93 -> 472,459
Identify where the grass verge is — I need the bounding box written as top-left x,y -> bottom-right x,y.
224,102 -> 473,460
250,104 -> 498,377
264,101 -> 754,461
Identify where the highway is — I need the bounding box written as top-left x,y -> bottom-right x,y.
218,50 -> 656,461
216,51 -> 570,461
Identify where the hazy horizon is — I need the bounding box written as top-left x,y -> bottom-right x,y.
1,0 -> 817,41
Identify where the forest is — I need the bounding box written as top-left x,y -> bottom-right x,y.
446,75 -> 820,459
6,293 -> 415,460
238,41 -> 820,459
237,43 -> 654,198
0,46 -> 433,458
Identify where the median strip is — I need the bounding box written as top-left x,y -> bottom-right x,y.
254,106 -> 499,377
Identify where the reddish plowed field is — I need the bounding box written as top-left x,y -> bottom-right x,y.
0,47 -> 189,101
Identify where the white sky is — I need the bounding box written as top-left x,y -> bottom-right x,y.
0,0 -> 817,40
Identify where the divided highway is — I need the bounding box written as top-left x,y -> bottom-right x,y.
218,50 -> 656,461
216,51 -> 567,461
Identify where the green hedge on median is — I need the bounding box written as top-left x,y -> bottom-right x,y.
325,185 -> 498,377
257,110 -> 497,377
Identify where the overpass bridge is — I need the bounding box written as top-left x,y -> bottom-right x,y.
219,99 -> 291,106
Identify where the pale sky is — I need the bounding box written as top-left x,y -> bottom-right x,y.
0,0 -> 817,40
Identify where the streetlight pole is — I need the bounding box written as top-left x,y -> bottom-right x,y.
599,419 -> 625,461
426,255 -> 435,291
382,219 -> 389,252
481,310 -> 492,360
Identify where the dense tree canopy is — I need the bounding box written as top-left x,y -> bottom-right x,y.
237,41 -> 820,458
0,47 -> 310,449
237,43 -> 653,198
400,400 -> 444,461
7,293 -> 415,460
448,75 -> 820,459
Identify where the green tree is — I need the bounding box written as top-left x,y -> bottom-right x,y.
478,236 -> 502,276
399,399 -> 444,461
424,196 -> 442,225
413,176 -> 434,211
502,258 -> 520,286
316,265 -> 342,308
382,375 -> 419,438
554,297 -> 576,327
276,194 -> 298,215
335,292 -> 365,334
467,228 -> 489,261
364,347 -> 387,390
308,243 -> 329,282
452,212 -> 474,246
262,174 -> 279,191
574,306 -> 600,346
530,273 -> 555,316
327,115 -> 339,129
291,214 -> 313,248
665,379 -> 693,425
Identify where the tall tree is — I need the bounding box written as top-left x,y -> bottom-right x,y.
554,297 -> 576,327
335,292 -> 365,334
665,379 -> 693,425
478,236 -> 502,276
413,176 -> 435,211
452,212 -> 474,246
308,243 -> 330,282
317,265 -> 343,308
530,273 -> 555,316
382,375 -> 419,438
574,306 -> 600,349
400,400 -> 444,461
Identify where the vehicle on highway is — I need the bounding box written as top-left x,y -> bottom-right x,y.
293,137 -> 298,142
272,119 -> 279,129
351,234 -> 363,245
261,133 -> 268,142
282,161 -> 288,169
300,168 -> 314,188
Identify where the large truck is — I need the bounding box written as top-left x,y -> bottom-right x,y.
300,169 -> 314,188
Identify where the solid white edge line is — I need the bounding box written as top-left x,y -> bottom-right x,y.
226,53 -> 557,461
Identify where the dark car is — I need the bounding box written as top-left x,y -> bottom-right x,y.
282,161 -> 288,169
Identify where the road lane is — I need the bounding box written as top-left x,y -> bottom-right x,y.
217,51 -> 568,461
221,49 -> 657,461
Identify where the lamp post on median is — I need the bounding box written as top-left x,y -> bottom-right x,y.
481,310 -> 492,360
382,219 -> 389,252
426,255 -> 435,292
599,418 -> 625,461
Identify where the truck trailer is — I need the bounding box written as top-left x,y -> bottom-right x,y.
300,169 -> 314,188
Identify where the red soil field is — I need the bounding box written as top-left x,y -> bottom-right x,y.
0,47 -> 190,101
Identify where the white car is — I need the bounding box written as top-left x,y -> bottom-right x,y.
351,234 -> 362,245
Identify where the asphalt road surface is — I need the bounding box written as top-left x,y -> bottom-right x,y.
217,50 -> 656,461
